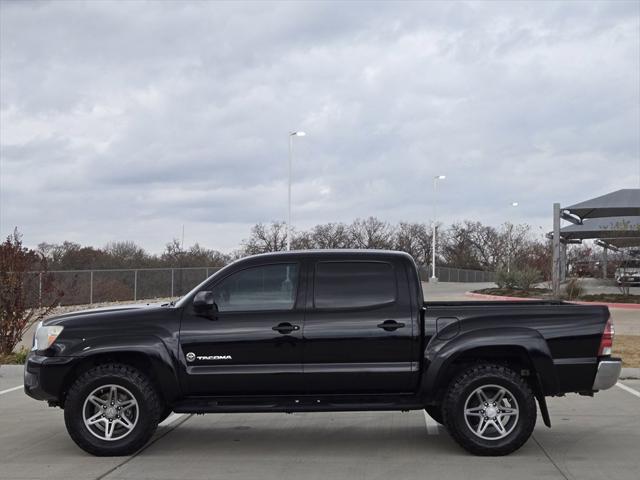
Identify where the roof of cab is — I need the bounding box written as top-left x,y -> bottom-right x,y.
238,249 -> 414,262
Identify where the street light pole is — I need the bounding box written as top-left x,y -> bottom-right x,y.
431,175 -> 446,282
287,131 -> 306,251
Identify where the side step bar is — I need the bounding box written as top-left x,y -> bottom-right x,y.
173,394 -> 423,414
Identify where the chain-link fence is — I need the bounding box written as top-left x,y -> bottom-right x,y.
25,264 -> 495,307
417,265 -> 496,283
27,267 -> 223,307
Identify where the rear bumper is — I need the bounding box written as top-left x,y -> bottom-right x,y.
592,358 -> 622,391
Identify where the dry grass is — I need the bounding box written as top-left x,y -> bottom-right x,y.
614,335 -> 640,368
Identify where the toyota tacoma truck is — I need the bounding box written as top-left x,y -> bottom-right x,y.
24,250 -> 621,456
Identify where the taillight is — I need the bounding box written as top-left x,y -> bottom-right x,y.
598,318 -> 614,356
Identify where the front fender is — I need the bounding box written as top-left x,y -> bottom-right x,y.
420,327 -> 558,401
65,335 -> 181,403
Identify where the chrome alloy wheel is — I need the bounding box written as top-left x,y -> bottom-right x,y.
463,384 -> 519,440
82,384 -> 139,441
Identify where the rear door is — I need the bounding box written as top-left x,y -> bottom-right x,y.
179,261 -> 306,395
302,258 -> 418,394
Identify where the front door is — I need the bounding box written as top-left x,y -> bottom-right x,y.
302,259 -> 418,394
179,262 -> 305,395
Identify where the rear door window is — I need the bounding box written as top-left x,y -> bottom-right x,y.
314,261 -> 396,309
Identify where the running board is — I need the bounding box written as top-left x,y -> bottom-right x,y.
173,394 -> 423,414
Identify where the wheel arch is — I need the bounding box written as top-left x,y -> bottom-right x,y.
421,327 -> 558,404
59,343 -> 181,407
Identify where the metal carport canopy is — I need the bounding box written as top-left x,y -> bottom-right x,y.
597,237 -> 640,248
563,188 -> 640,221
560,216 -> 640,241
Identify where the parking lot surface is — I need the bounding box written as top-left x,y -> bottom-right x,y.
1,364 -> 639,480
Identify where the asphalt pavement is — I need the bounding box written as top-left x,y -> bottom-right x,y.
3,282 -> 638,480
1,364 -> 640,480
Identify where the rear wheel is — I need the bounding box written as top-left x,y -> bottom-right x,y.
64,363 -> 163,456
442,364 -> 536,456
158,407 -> 173,424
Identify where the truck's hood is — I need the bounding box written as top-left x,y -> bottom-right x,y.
44,303 -> 168,325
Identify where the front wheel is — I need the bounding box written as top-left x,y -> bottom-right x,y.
442,364 -> 536,456
64,363 -> 164,456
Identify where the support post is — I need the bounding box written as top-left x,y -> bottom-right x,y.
602,247 -> 608,279
552,203 -> 561,298
560,242 -> 567,281
89,270 -> 94,305
171,269 -> 175,297
38,272 -> 42,307
133,270 -> 138,301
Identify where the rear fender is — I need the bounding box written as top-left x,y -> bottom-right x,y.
420,327 -> 558,402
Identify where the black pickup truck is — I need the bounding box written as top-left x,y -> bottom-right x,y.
24,250 -> 621,456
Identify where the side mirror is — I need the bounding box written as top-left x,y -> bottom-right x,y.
193,291 -> 217,316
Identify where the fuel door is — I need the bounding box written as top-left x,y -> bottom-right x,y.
436,317 -> 460,340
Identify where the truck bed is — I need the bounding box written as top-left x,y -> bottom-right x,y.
423,300 -> 610,394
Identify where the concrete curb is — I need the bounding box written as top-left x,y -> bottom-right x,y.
466,291 -> 640,310
465,292 -> 544,302
621,368 -> 640,380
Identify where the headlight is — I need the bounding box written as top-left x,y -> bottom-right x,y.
32,322 -> 64,351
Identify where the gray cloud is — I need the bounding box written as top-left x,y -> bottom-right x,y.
1,0 -> 638,253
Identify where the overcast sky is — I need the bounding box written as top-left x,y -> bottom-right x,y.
1,0 -> 639,254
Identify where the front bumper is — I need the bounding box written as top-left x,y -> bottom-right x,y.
24,352 -> 77,403
592,358 -> 622,391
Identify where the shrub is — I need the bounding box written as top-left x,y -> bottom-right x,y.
14,346 -> 29,364
514,267 -> 541,292
563,278 -> 585,300
495,269 -> 518,289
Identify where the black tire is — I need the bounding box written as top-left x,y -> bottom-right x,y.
158,407 -> 173,424
442,363 -> 536,456
64,363 -> 164,456
424,404 -> 444,424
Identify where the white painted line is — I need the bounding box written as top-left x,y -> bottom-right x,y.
616,382 -> 640,399
422,410 -> 440,435
0,385 -> 23,395
159,412 -> 184,427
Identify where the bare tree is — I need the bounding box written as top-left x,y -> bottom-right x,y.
291,230 -> 314,250
501,222 -> 531,271
1,229 -> 61,355
349,217 -> 394,249
309,223 -> 351,249
104,241 -> 148,268
394,222 -> 431,265
441,222 -> 483,269
242,222 -> 288,255
161,238 -> 185,264
184,243 -> 230,267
